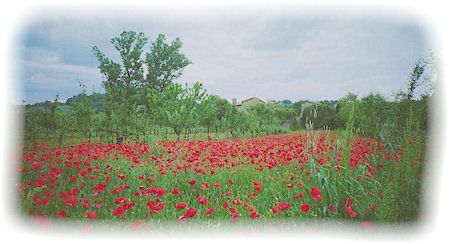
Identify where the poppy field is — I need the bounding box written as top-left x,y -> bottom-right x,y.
17,131 -> 426,227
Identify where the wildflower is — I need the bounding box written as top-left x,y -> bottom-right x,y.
87,211 -> 96,219
197,196 -> 209,205
184,208 -> 198,218
57,210 -> 67,219
300,204 -> 310,213
205,208 -> 216,216
175,202 -> 188,209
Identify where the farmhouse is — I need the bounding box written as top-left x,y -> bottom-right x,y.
232,97 -> 266,111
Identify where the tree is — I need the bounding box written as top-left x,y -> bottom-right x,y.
336,92 -> 359,130
358,93 -> 387,136
42,95 -> 60,138
24,106 -> 45,141
72,83 -> 95,142
92,31 -> 148,135
406,59 -> 426,100
92,31 -> 192,141
198,95 -> 220,139
144,34 -> 192,93
147,81 -> 207,141
313,103 -> 339,130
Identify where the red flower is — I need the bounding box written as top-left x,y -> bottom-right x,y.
230,212 -> 239,223
184,208 -> 197,218
115,197 -> 127,204
82,202 -> 90,209
328,204 -> 337,213
204,208 -> 216,216
249,211 -> 260,219
300,204 -> 310,213
197,196 -> 209,205
227,179 -> 235,185
345,205 -> 357,218
278,202 -> 291,211
232,199 -> 242,206
294,192 -> 304,199
118,174 -> 125,180
188,180 -> 196,185
146,201 -> 165,213
312,194 -> 322,201
310,187 -> 322,201
310,187 -> 320,196
344,197 -> 353,206
112,206 -> 125,216
175,202 -> 188,209
57,210 -> 67,219
87,211 -> 96,219
171,188 -> 181,195
178,215 -> 187,223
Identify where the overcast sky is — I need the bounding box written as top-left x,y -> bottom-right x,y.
16,7 -> 432,104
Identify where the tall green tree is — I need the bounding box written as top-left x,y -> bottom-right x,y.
358,93 -> 387,136
92,31 -> 192,139
72,83 -> 95,142
144,34 -> 192,93
147,81 -> 207,141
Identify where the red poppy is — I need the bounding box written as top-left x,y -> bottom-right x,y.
345,205 -> 357,218
230,212 -> 239,223
146,201 -> 165,213
197,196 -> 209,205
300,204 -> 310,213
178,215 -> 187,223
57,210 -> 67,219
344,197 -> 353,206
184,208 -> 197,218
278,202 -> 291,211
249,211 -> 260,219
175,202 -> 188,209
309,186 -> 322,197
112,206 -> 125,216
87,211 -> 96,219
205,208 -> 216,216
294,192 -> 304,199
171,187 -> 181,195
313,194 -> 322,201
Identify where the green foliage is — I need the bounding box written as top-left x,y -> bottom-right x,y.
66,92 -> 105,113
71,83 -> 95,141
147,82 -> 207,140
145,34 -> 192,93
358,93 -> 387,137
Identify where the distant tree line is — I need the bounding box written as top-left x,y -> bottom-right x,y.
22,31 -> 436,144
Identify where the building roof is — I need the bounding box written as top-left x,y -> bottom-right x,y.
240,97 -> 266,104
